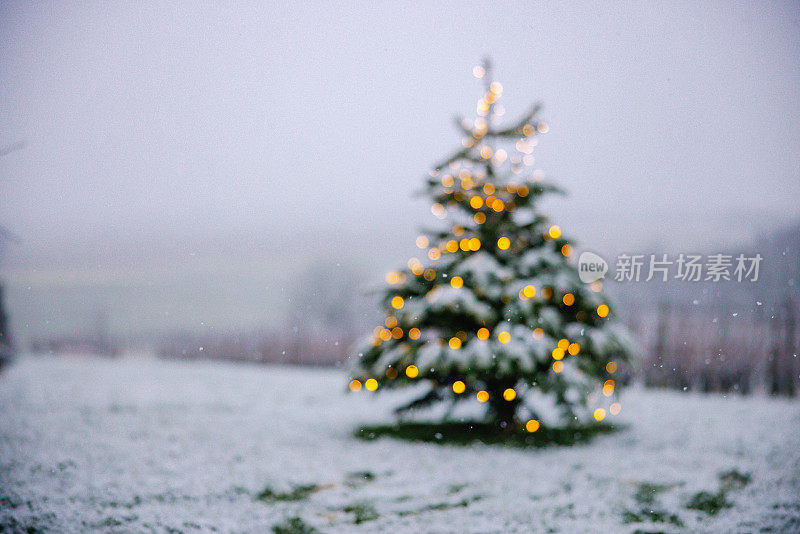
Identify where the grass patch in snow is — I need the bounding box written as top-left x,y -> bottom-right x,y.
257,483 -> 320,502
684,469 -> 751,516
271,516 -> 318,534
342,502 -> 379,524
354,420 -> 619,447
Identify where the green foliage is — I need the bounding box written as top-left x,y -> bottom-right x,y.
354,420 -> 618,447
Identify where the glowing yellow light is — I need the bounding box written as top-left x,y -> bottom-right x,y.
349,379 -> 362,392
446,240 -> 459,253
450,276 -> 463,288
448,337 -> 462,349
532,328 -> 544,339
503,388 -> 516,401
552,361 -> 564,373
603,380 -> 615,396
416,236 -> 429,249
558,339 -> 569,350
379,328 -> 392,341
409,327 -> 421,340
498,331 -> 511,344
492,199 -> 505,212
561,244 -> 572,257
543,287 -> 553,299
521,285 -> 535,299
423,269 -> 436,281
552,348 -> 565,360
459,238 -> 471,251
474,213 -> 486,224
483,183 -> 495,195
606,361 -> 617,374
428,249 -> 441,261
405,365 -> 419,378
489,81 -> 503,94
364,378 -> 378,391
480,146 -> 493,159
386,367 -> 398,379
452,381 -> 466,394
476,390 -> 489,403
497,237 -> 510,250
610,402 -> 621,415
548,225 -> 561,239
468,238 -> 481,251
477,327 -> 490,340
517,185 -> 529,197
391,296 -> 404,309
597,304 -> 609,318
469,196 -> 483,209
562,293 -> 575,306
391,327 -> 403,339
568,343 -> 580,355
453,225 -> 465,236
522,124 -> 535,136
525,419 -> 540,433
385,316 -> 397,328
593,408 -> 606,421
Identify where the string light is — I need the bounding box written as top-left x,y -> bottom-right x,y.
498,332 -> 511,344
450,276 -> 463,288
503,388 -> 516,401
525,419 -> 540,433
365,378 -> 378,391
476,390 -> 489,402
405,365 -> 419,378
593,408 -> 606,421
497,237 -> 510,250
391,296 -> 405,309
548,225 -> 561,239
597,304 -> 610,318
409,328 -> 421,340
552,361 -> 564,373
453,381 -> 466,394
568,343 -> 580,355
448,337 -> 462,349
477,327 -> 490,340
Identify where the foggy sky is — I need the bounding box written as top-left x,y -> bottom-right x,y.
1,1 -> 799,339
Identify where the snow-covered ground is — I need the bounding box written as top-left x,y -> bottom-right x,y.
1,355 -> 798,533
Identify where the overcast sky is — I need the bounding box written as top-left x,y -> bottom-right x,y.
1,1 -> 799,338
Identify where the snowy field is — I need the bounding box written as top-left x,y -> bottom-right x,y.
1,355 -> 799,533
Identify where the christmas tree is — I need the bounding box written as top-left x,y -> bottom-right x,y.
351,60 -> 635,432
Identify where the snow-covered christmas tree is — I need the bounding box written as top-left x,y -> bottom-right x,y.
351,60 -> 635,431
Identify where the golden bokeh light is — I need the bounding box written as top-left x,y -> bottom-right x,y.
498,331 -> 511,344
470,196 -> 483,209
593,408 -> 606,421
497,237 -> 511,250
365,378 -> 378,391
452,381 -> 466,394
416,236 -> 429,249
405,365 -> 419,378
552,348 -> 565,360
450,276 -> 464,288
532,328 -> 544,339
548,225 -> 561,239
503,388 -> 516,401
349,379 -> 362,392
468,238 -> 481,251
558,338 -> 569,350
448,337 -> 462,349
408,327 -> 421,340
391,296 -> 405,309
597,304 -> 610,318
606,361 -> 618,374
474,212 -> 486,224
477,327 -> 490,340
525,419 -> 540,433
562,293 -> 575,306
552,361 -> 564,373
476,390 -> 489,402
568,343 -> 580,356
